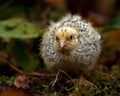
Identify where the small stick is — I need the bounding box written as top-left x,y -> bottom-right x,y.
93,69 -> 114,80
51,69 -> 61,86
0,58 -> 55,78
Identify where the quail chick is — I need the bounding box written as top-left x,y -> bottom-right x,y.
40,14 -> 101,76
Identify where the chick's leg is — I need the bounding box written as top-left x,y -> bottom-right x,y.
50,69 -> 75,86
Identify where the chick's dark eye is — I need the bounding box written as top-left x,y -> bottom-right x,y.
55,36 -> 59,41
69,35 -> 74,40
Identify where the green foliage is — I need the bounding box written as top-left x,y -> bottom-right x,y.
0,17 -> 46,73
0,18 -> 45,38
0,76 -> 16,87
102,13 -> 120,32
0,17 -> 45,71
7,39 -> 40,71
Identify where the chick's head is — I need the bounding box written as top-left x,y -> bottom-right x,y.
54,26 -> 80,54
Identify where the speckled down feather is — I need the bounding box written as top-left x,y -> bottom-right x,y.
40,14 -> 101,74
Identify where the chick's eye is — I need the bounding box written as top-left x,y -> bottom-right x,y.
55,36 -> 59,41
69,35 -> 74,40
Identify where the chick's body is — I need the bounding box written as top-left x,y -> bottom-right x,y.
40,14 -> 101,75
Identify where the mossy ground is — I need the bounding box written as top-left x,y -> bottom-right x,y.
0,63 -> 120,96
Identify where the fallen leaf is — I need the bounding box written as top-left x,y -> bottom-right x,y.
14,75 -> 29,89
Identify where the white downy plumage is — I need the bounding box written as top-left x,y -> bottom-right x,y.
40,14 -> 101,75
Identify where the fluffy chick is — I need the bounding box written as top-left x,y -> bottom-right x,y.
40,14 -> 101,76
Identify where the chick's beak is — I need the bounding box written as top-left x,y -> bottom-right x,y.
60,40 -> 66,47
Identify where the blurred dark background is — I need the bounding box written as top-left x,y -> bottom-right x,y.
0,0 -> 120,75
0,0 -> 119,25
0,0 -> 120,95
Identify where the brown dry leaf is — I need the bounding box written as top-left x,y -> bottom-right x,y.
14,75 -> 29,89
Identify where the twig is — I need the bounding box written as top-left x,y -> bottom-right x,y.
51,69 -> 61,86
93,69 -> 114,79
0,58 -> 55,78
